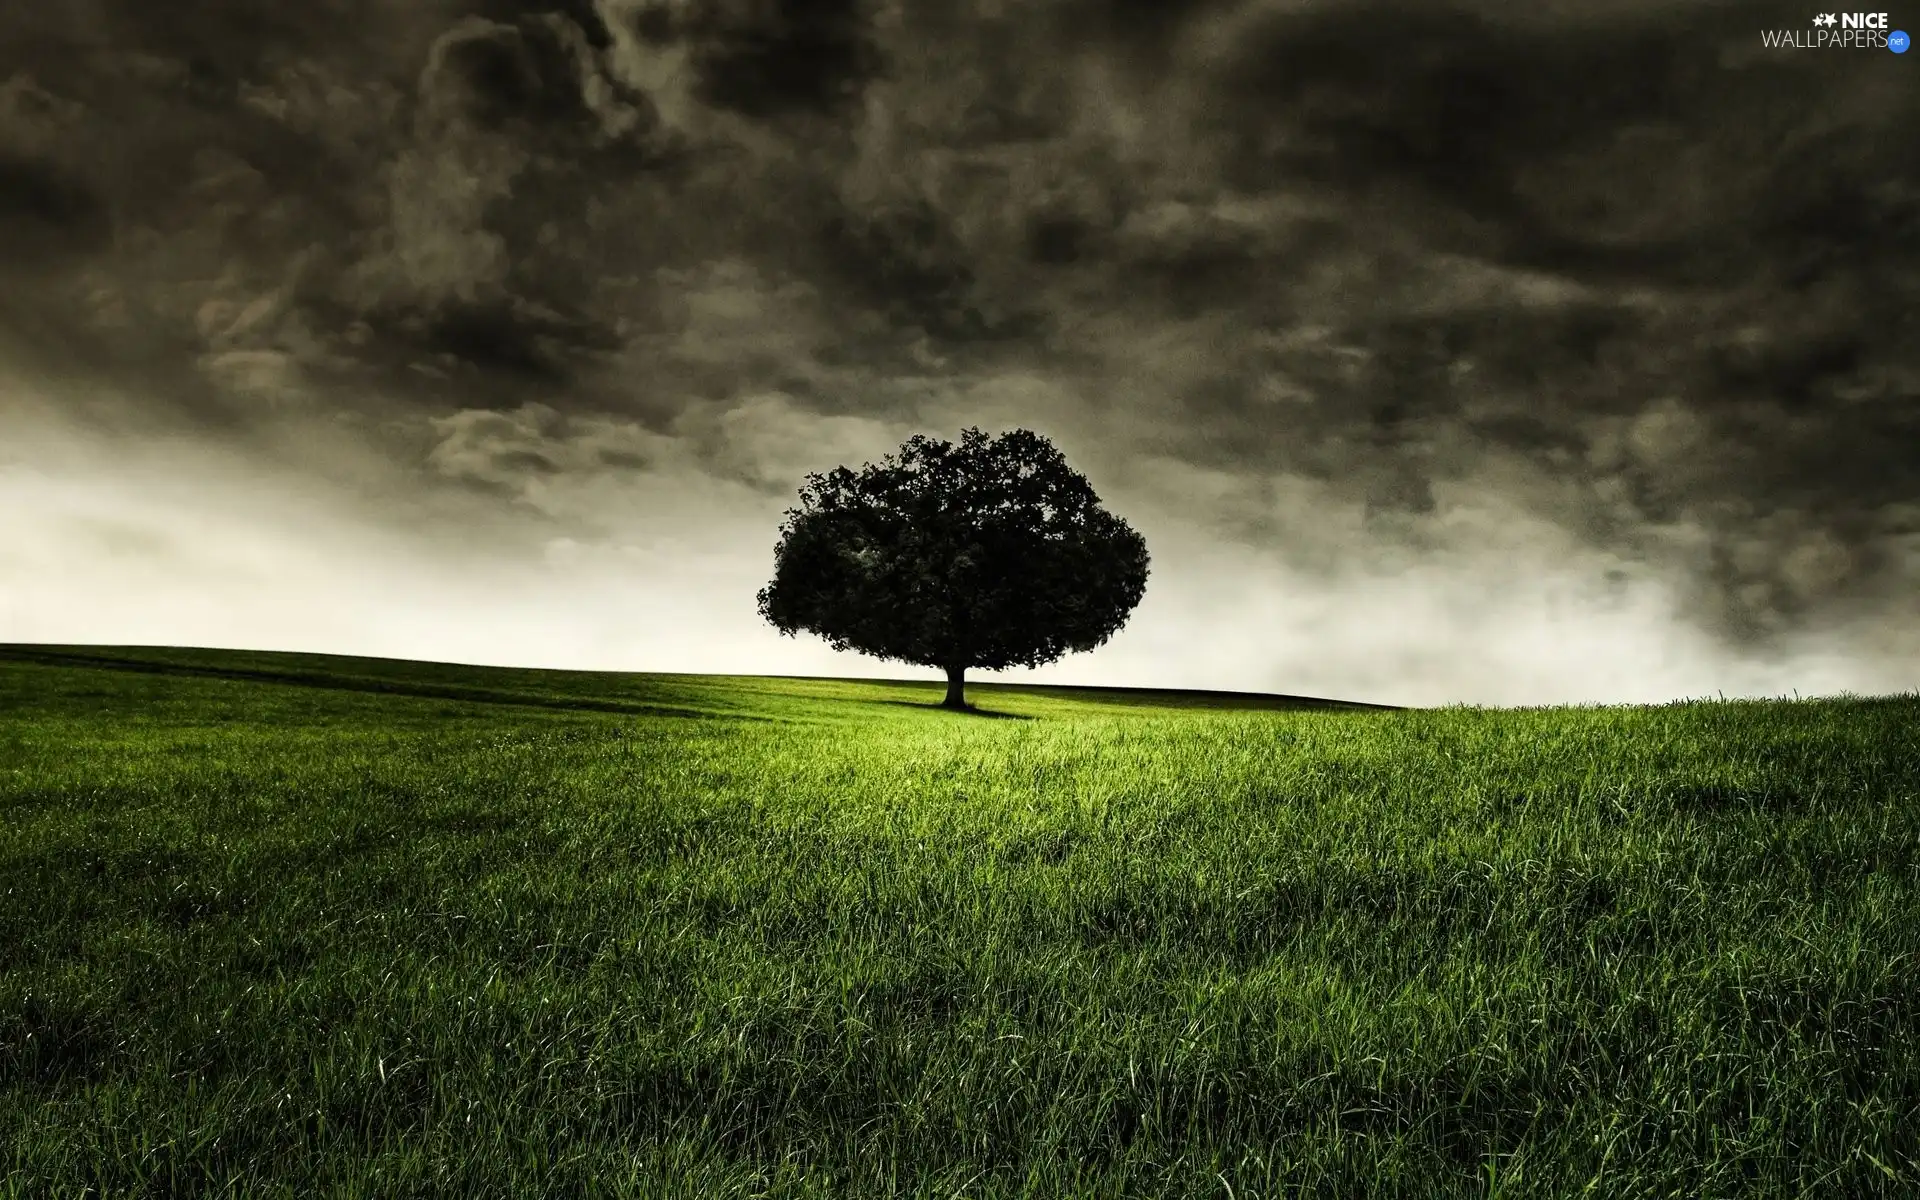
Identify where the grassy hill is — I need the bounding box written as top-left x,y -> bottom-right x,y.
3,645 -> 1917,1197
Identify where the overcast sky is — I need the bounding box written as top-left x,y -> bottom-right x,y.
2,0 -> 1916,705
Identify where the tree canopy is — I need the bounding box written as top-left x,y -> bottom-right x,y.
757,428 -> 1150,708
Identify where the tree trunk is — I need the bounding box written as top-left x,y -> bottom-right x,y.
942,664 -> 968,710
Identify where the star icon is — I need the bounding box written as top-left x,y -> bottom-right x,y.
1813,12 -> 1837,25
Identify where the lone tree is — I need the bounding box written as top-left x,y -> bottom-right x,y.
757,428 -> 1150,710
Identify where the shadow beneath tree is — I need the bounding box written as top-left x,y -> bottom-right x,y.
875,700 -> 1034,721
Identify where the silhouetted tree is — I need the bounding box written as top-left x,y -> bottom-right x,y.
758,428 -> 1150,710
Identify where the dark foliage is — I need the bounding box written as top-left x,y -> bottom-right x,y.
757,429 -> 1149,707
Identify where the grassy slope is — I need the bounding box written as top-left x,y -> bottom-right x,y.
2,645 -> 1917,1198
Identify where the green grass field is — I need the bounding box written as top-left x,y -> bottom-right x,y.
3,645 -> 1917,1198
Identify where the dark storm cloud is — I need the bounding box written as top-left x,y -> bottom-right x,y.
2,0 -> 1916,658
0,0 -> 670,361
475,0 -> 618,49
0,151 -> 106,265
1035,0 -> 1919,638
686,0 -> 881,120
